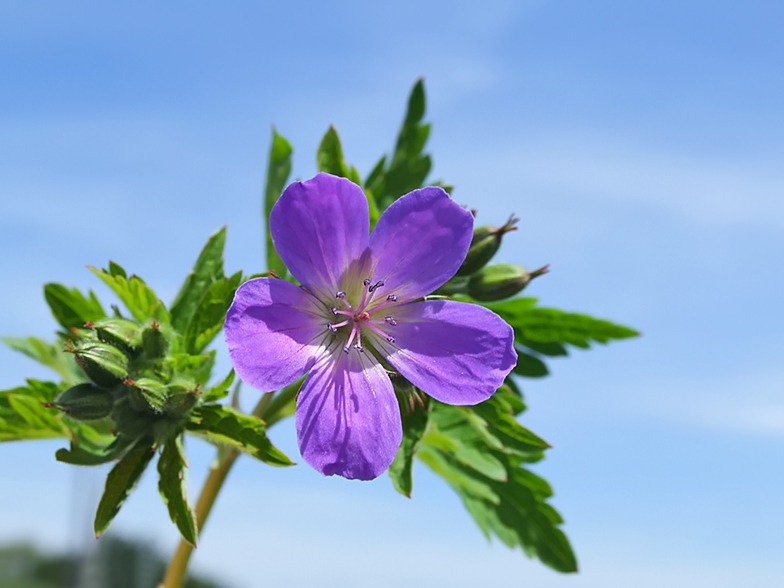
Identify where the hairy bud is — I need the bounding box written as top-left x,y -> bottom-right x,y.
456,215 -> 518,277
70,342 -> 129,387
468,263 -> 549,302
125,377 -> 168,413
51,383 -> 114,421
93,318 -> 140,357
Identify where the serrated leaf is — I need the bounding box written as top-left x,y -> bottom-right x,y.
317,126 -> 349,177
388,400 -> 430,497
43,283 -> 106,331
513,351 -> 549,378
486,299 -> 638,350
518,337 -> 568,357
418,389 -> 574,573
89,267 -> 169,324
56,438 -> 123,466
201,369 -> 234,403
186,405 -> 293,466
2,336 -> 83,384
183,271 -> 242,354
264,127 -> 293,276
158,436 -> 198,546
169,227 -> 227,335
516,308 -> 638,348
107,261 -> 127,279
94,438 -> 156,537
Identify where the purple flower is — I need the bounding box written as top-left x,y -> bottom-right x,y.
225,173 -> 517,480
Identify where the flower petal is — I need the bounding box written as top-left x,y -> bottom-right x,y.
378,300 -> 517,405
270,173 -> 370,300
366,186 -> 473,303
224,278 -> 330,393
296,348 -> 402,480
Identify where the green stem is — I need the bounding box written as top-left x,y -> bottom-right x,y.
159,383 -> 298,588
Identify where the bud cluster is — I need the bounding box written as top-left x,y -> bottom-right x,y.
52,317 -> 204,444
438,214 -> 549,301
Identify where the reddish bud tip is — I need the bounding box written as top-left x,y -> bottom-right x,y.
150,320 -> 160,330
123,378 -> 136,386
41,402 -> 54,408
530,264 -> 550,279
84,321 -> 95,329
268,269 -> 280,279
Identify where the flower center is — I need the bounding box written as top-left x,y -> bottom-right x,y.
328,278 -> 398,353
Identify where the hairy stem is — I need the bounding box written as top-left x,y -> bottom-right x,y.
159,383 -> 298,588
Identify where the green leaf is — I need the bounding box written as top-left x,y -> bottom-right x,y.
418,393 -> 574,573
94,437 -> 156,537
1,336 -> 83,384
513,351 -> 550,378
43,283 -> 106,331
264,127 -> 293,276
186,405 -> 293,466
201,369 -> 234,403
368,79 -> 434,209
89,267 -> 169,324
169,227 -> 227,335
487,299 -> 638,349
56,438 -> 124,466
317,126 -> 350,177
183,271 -> 242,354
158,436 -> 198,546
388,400 -> 430,497
0,380 -> 72,442
518,337 -> 568,357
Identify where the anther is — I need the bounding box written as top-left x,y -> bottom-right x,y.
328,323 -> 338,333
331,307 -> 338,315
336,291 -> 346,298
353,344 -> 364,352
387,295 -> 397,301
368,280 -> 385,293
387,336 -> 396,343
363,279 -> 371,287
384,316 -> 397,326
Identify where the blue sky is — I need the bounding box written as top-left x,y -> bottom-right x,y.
1,1 -> 783,586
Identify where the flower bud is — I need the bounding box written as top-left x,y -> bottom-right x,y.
70,342 -> 129,387
93,318 -> 140,357
456,215 -> 518,277
141,320 -> 170,359
125,377 -> 168,413
164,378 -> 200,416
51,383 -> 114,421
467,263 -> 549,302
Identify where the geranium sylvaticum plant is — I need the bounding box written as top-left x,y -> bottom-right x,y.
1,80 -> 638,587
225,173 -> 517,480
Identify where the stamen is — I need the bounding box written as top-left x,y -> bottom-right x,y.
353,329 -> 364,352
335,291 -> 352,310
328,320 -> 349,333
357,278 -> 373,311
363,321 -> 397,344
332,309 -> 353,317
344,324 -> 359,353
369,293 -> 398,314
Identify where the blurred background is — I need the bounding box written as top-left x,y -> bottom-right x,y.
1,1 -> 782,587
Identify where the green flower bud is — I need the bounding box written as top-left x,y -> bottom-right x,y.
68,342 -> 129,387
141,320 -> 170,358
92,318 -> 140,357
164,378 -> 200,417
467,263 -> 549,302
50,383 -> 114,421
456,215 -> 518,276
125,377 -> 168,413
